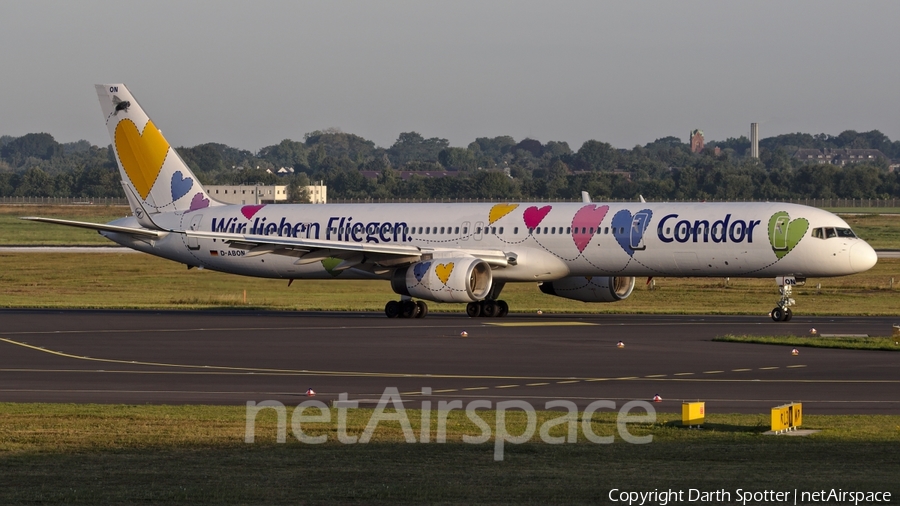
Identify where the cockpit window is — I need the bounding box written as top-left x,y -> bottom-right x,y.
836,227 -> 856,238
812,227 -> 857,239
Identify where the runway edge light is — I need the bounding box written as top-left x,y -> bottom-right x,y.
652,394 -> 662,402
306,388 -> 316,397
682,401 -> 705,428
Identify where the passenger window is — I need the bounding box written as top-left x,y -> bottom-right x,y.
499,227 -> 504,234
454,227 -> 459,234
566,227 -> 571,234
514,227 -> 519,234
463,227 -> 468,234
543,227 -> 548,234
440,227 -> 445,234
590,227 -> 595,234
492,227 -> 497,234
551,227 -> 556,234
535,228 -> 540,234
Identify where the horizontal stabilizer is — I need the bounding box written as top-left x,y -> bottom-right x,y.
20,217 -> 167,239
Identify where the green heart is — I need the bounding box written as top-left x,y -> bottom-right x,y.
768,212 -> 809,259
321,257 -> 343,277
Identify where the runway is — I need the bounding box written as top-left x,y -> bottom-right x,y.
1,309 -> 898,414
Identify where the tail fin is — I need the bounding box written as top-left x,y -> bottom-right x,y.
96,84 -> 221,214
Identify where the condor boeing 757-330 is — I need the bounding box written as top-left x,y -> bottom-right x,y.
25,84 -> 877,320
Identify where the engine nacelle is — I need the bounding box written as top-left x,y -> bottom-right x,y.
539,276 -> 635,303
392,257 -> 492,303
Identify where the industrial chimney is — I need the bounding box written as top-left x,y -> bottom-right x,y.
750,123 -> 759,159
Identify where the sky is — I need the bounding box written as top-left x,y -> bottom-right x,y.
1,1 -> 898,152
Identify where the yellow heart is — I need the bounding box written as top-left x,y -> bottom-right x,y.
115,119 -> 170,200
489,203 -> 519,225
435,262 -> 454,285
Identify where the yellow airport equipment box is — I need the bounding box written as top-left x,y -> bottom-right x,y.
682,402 -> 705,427
771,402 -> 802,432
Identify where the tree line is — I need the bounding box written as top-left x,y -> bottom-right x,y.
1,128 -> 899,202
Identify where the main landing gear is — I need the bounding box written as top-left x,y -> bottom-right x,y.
385,299 -> 428,318
771,282 -> 796,322
466,299 -> 509,318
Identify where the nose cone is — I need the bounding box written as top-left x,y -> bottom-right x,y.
850,241 -> 878,273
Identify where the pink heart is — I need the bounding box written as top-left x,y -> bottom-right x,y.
571,204 -> 609,253
187,192 -> 209,212
241,204 -> 266,220
523,205 -> 552,229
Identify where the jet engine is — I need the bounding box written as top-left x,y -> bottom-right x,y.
392,257 -> 492,303
539,276 -> 635,302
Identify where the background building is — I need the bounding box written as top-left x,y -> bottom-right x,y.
690,129 -> 704,153
206,183 -> 327,205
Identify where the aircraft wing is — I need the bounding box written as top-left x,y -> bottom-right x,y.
182,229 -> 512,269
20,217 -> 167,239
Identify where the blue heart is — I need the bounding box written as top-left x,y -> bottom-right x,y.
171,171 -> 194,202
413,262 -> 431,282
611,209 -> 653,256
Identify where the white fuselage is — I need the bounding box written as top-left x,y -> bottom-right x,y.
101,201 -> 876,282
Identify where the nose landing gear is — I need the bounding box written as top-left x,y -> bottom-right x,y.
771,282 -> 796,322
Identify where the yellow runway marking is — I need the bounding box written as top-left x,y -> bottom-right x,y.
495,385 -> 519,389
0,338 -> 597,382
616,376 -> 638,380
759,367 -> 779,370
556,380 -> 580,384
644,374 -> 667,378
483,322 -> 597,327
674,372 -> 694,376
786,365 -> 807,368
462,387 -> 489,391
731,369 -> 752,372
526,383 -> 549,386
431,389 -> 458,393
704,371 -> 724,374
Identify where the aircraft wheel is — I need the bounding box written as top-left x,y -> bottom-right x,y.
385,300 -> 400,318
496,300 -> 509,317
482,300 -> 497,317
466,301 -> 481,318
415,301 -> 428,318
400,300 -> 419,318
783,308 -> 793,321
771,307 -> 785,322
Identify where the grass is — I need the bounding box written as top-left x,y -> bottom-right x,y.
0,403 -> 897,504
0,204 -> 128,245
1,252 -> 900,314
715,334 -> 900,351
1,204 -> 899,315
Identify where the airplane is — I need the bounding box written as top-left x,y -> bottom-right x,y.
24,84 -> 878,321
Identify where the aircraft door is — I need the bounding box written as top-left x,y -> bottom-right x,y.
187,214 -> 203,250
772,216 -> 790,250
630,212 -> 650,250
474,221 -> 484,241
461,221 -> 471,242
